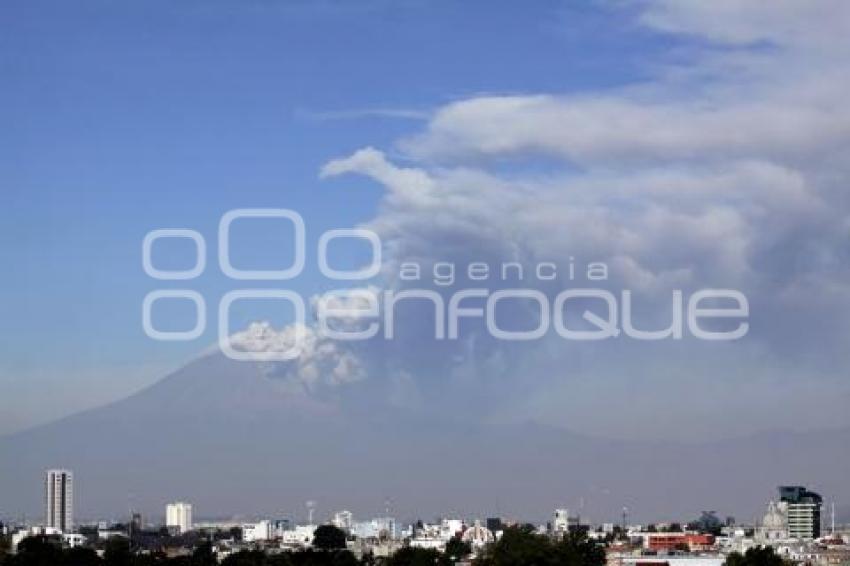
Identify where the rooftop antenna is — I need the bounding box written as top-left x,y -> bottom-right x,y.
128,492 -> 135,542
832,501 -> 836,536
306,500 -> 316,525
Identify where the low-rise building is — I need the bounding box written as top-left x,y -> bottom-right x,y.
646,533 -> 715,552
243,520 -> 273,543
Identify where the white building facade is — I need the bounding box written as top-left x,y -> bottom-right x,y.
243,520 -> 273,542
166,502 -> 193,534
45,469 -> 73,533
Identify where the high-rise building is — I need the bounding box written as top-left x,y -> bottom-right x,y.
779,485 -> 822,540
165,502 -> 193,534
45,469 -> 73,533
553,509 -> 570,534
332,510 -> 354,531
552,508 -> 578,534
130,513 -> 143,535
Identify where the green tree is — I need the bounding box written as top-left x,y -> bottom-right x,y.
103,537 -> 131,566
442,537 -> 472,564
0,534 -> 9,565
725,547 -> 787,566
62,547 -> 101,566
290,549 -> 334,566
330,550 -> 359,566
474,525 -> 552,566
475,526 -> 604,566
552,532 -> 605,566
386,547 -> 440,566
191,541 -> 217,566
134,553 -> 169,566
11,536 -> 65,566
267,554 -> 294,566
312,526 -> 347,552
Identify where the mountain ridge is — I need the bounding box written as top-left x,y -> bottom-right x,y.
1,351 -> 847,524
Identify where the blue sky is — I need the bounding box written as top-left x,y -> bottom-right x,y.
3,0 -> 850,438
0,0 -> 664,431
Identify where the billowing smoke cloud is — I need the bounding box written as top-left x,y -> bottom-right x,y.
240,0 -> 850,439
228,320 -> 366,396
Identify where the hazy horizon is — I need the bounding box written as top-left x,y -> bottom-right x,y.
2,0 -> 849,529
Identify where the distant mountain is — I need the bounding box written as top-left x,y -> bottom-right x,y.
1,350 -> 847,525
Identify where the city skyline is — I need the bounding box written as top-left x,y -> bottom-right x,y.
5,467 -> 846,530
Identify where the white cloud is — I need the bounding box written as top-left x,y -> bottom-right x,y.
321,146 -> 439,209
313,0 -> 850,435
637,0 -> 850,48
401,94 -> 850,166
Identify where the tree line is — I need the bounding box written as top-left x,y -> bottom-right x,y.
0,524 -> 789,566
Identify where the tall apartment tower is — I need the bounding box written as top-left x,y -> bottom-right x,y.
45,469 -> 73,532
779,485 -> 822,540
166,502 -> 193,534
553,509 -> 570,534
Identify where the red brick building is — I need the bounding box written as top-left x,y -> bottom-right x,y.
646,533 -> 715,552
